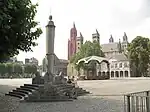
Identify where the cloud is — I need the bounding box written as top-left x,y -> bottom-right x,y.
109,0 -> 150,29
142,0 -> 150,18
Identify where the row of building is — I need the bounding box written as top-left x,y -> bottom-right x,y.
8,57 -> 39,66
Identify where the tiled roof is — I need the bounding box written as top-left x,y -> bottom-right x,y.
101,42 -> 119,52
109,53 -> 128,61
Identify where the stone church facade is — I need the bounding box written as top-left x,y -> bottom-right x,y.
67,23 -> 131,79
95,32 -> 130,79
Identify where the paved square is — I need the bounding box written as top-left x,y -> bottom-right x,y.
0,78 -> 150,112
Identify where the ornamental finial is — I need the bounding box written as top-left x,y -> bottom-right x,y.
49,15 -> 52,21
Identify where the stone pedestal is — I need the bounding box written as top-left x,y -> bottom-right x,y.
29,72 -> 77,102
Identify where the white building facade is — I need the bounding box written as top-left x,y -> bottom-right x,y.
92,31 -> 131,79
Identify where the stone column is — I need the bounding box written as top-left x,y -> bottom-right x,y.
123,70 -> 125,77
107,63 -> 110,78
46,15 -> 55,75
118,70 -> 120,78
128,70 -> 130,77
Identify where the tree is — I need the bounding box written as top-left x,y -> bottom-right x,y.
13,64 -> 23,77
0,63 -> 6,77
127,36 -> 150,77
70,41 -> 104,75
30,64 -> 37,74
0,0 -> 42,62
24,64 -> 31,74
5,63 -> 13,77
24,64 -> 37,75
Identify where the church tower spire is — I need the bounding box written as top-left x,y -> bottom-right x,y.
70,22 -> 77,39
68,22 -> 77,60
92,29 -> 100,43
123,32 -> 128,42
80,32 -> 84,44
73,22 -> 76,29
109,35 -> 114,43
118,39 -> 122,53
122,32 -> 128,52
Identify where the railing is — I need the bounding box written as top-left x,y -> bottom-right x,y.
124,91 -> 150,112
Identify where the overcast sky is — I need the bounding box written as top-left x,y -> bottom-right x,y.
17,0 -> 150,64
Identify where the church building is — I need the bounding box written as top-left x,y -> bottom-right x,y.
67,23 -> 131,79
93,32 -> 130,79
68,23 -> 84,60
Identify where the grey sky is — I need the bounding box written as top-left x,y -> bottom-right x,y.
17,0 -> 150,64
110,0 -> 150,29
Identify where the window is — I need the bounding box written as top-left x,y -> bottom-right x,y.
115,63 -> 118,68
111,64 -> 114,68
119,63 -> 122,68
124,62 -> 128,68
78,43 -> 80,45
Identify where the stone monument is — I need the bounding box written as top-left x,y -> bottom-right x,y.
5,15 -> 90,101
28,15 -> 77,101
46,15 -> 55,78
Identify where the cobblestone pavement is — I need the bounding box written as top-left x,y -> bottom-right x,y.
0,78 -> 150,112
0,95 -> 124,112
16,97 -> 124,112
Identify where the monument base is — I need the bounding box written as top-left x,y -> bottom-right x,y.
5,73 -> 90,102
23,84 -> 77,102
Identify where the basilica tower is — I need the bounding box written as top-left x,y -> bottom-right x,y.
92,29 -> 100,43
68,23 -> 77,60
76,32 -> 84,53
109,35 -> 114,43
122,32 -> 128,51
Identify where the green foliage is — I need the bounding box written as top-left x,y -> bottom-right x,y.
5,63 -> 13,75
127,36 -> 150,77
0,63 -> 7,76
24,64 -> 37,74
0,0 -> 42,62
13,64 -> 23,74
70,41 -> 104,71
0,63 -> 37,78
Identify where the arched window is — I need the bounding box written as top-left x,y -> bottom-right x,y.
125,71 -> 128,77
115,71 -> 119,77
111,71 -> 114,77
124,62 -> 128,68
119,63 -> 122,68
120,71 -> 123,77
115,63 -> 118,68
111,64 -> 114,68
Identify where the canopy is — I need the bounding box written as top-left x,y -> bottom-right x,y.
76,56 -> 109,65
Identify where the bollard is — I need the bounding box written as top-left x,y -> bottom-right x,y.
127,95 -> 130,112
146,91 -> 149,112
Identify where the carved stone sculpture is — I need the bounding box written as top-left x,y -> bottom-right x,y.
32,72 -> 44,84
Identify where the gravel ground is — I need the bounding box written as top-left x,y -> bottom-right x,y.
16,97 -> 124,112
0,95 -> 20,112
0,89 -> 124,112
0,78 -> 150,112
0,96 -> 124,112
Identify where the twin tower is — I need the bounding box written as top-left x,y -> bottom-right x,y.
68,23 -> 128,60
68,23 -> 83,60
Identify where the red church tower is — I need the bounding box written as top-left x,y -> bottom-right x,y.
68,23 -> 77,60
